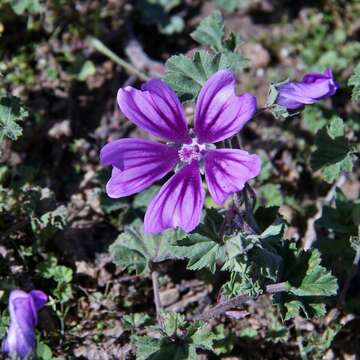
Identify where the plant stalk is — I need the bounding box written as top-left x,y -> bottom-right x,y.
193,282 -> 287,321
151,270 -> 163,327
339,243 -> 360,306
86,36 -> 150,81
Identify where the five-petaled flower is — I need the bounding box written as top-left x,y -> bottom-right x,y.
2,289 -> 47,359
276,68 -> 339,109
100,70 -> 261,234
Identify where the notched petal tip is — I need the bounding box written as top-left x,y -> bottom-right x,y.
116,80 -> 190,143
195,70 -> 257,144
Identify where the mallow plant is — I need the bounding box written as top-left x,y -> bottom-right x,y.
2,9 -> 360,360
98,11 -> 355,360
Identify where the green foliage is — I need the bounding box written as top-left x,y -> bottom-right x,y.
136,0 -> 184,35
110,220 -> 184,275
0,95 -> 28,142
172,209 -> 286,296
190,10 -> 225,52
213,0 -> 249,12
69,59 -> 96,81
25,187 -> 69,241
36,340 -> 53,360
131,312 -> 221,360
288,10 -> 360,72
266,315 -> 289,343
37,256 -> 73,304
7,0 -> 41,15
0,311 -> 9,338
316,189 -> 358,235
302,324 -> 341,359
165,50 -> 230,102
171,232 -> 226,273
165,11 -> 247,101
259,184 -> 283,207
348,62 -> 360,102
311,117 -> 355,183
302,105 -> 327,134
133,186 -> 160,209
274,244 -> 338,320
122,312 -> 153,331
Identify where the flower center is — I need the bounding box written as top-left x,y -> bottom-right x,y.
178,143 -> 202,164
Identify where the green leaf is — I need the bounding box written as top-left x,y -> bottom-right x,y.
77,60 -> 96,81
0,96 -> 28,142
123,313 -> 153,331
37,257 -> 73,284
51,266 -> 73,284
287,249 -> 338,296
171,233 -> 225,273
36,340 -> 53,360
213,0 -> 249,12
165,10 -> 249,101
110,220 -> 184,275
190,11 -> 224,51
316,188 -> 357,235
136,0 -> 184,35
274,243 -> 338,319
161,311 -> 187,337
259,184 -> 283,207
266,316 -> 289,343
165,50 -> 229,101
131,315 -> 218,360
311,117 -> 355,183
348,62 -> 360,102
9,0 -> 41,14
302,105 -> 327,134
211,324 -> 234,355
133,185 -> 160,209
31,205 -> 68,241
303,324 -> 341,359
131,335 -> 161,360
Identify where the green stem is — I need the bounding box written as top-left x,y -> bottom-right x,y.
86,36 -> 150,81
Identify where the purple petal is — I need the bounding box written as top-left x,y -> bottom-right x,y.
30,290 -> 47,312
204,149 -> 261,205
100,138 -> 179,198
276,68 -> 339,109
194,70 -> 256,144
3,290 -> 38,359
144,161 -> 205,234
117,79 -> 191,143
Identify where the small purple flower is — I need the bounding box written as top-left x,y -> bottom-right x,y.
101,70 -> 261,234
276,68 -> 339,109
2,289 -> 47,359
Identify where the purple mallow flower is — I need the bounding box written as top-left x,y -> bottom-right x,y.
101,70 -> 261,234
276,68 -> 339,109
2,289 -> 47,359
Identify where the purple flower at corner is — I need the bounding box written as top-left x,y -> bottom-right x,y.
2,289 -> 47,359
276,68 -> 339,109
100,70 -> 261,234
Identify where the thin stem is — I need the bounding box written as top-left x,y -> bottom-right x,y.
193,282 -> 287,321
193,294 -> 251,321
295,318 -> 308,360
243,186 -> 261,235
339,231 -> 360,306
151,270 -> 163,327
266,281 -> 289,293
86,36 -> 150,82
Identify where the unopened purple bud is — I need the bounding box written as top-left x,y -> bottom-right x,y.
2,289 -> 47,359
276,68 -> 339,109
